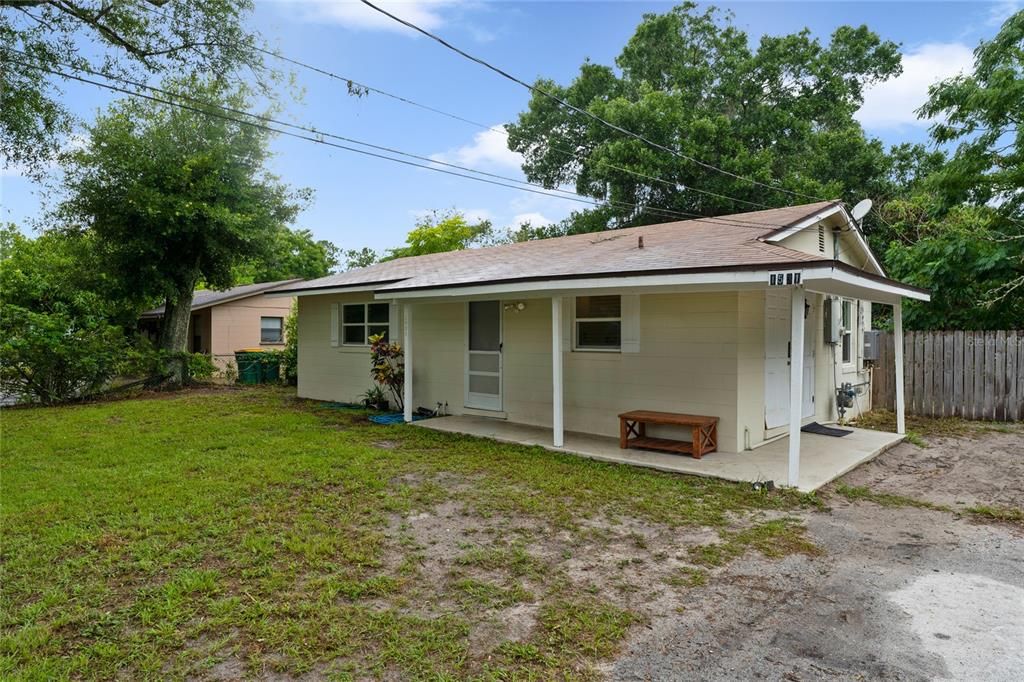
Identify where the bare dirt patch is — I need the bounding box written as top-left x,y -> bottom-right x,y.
838,430 -> 1024,510
611,429 -> 1024,680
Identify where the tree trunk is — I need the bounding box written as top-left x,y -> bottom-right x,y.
158,287 -> 195,385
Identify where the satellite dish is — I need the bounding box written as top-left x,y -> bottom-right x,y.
851,198 -> 873,222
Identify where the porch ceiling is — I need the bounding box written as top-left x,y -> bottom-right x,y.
415,415 -> 905,493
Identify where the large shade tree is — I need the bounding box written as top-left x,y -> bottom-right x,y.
506,2 -> 905,232
0,0 -> 270,178
60,79 -> 309,383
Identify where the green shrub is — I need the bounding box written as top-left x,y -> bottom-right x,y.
282,304 -> 298,385
185,352 -> 217,381
0,300 -> 126,405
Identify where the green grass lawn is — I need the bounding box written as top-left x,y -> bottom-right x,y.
1,387 -> 817,680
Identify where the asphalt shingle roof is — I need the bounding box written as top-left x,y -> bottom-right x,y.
279,202 -> 841,295
140,279 -> 300,317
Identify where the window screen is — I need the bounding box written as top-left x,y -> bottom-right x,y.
261,317 -> 283,344
575,295 -> 621,350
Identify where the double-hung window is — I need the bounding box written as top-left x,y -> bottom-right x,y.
840,299 -> 854,364
260,316 -> 284,344
342,302 -> 390,345
574,295 -> 621,351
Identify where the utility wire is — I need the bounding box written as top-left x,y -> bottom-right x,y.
11,56 -> 762,226
9,55 -> 841,237
358,0 -> 830,204
130,0 -> 774,212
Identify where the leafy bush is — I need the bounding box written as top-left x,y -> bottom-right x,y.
185,352 -> 217,381
281,304 -> 298,385
0,299 -> 127,405
369,333 -> 404,411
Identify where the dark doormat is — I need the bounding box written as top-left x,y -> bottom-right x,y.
801,422 -> 853,437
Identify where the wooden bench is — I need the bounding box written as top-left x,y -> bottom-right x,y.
618,410 -> 719,459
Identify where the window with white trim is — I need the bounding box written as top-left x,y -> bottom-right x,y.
260,316 -> 283,344
840,299 -> 854,364
342,302 -> 390,345
574,295 -> 621,351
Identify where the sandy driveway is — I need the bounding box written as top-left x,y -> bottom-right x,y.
611,430 -> 1024,681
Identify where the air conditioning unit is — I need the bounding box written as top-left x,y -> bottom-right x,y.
863,330 -> 880,361
823,297 -> 841,345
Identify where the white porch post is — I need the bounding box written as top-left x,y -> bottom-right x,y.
552,296 -> 564,447
403,304 -> 413,423
893,299 -> 906,435
788,287 -> 805,487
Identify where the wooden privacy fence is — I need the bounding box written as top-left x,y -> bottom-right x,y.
872,330 -> 1023,421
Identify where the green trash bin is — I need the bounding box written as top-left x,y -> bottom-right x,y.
234,349 -> 264,385
260,353 -> 280,383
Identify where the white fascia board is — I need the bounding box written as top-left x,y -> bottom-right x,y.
803,265 -> 930,302
764,205 -> 843,242
765,204 -> 885,277
374,264 -> 928,304
375,269 -> 791,301
266,284 -> 384,298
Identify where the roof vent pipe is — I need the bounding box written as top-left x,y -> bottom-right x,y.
638,235 -> 644,249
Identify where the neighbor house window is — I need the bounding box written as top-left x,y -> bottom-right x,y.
574,295 -> 621,351
261,316 -> 284,344
342,303 -> 389,345
840,299 -> 854,364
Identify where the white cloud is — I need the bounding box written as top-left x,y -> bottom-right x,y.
459,207 -> 494,223
430,127 -> 523,171
987,0 -> 1021,27
284,0 -> 465,33
856,42 -> 974,129
511,212 -> 552,227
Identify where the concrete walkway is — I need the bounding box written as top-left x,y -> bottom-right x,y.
417,415 -> 904,492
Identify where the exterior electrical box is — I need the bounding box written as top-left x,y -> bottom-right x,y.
863,330 -> 880,361
824,297 -> 841,344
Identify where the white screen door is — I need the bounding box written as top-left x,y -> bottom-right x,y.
764,290 -> 815,429
466,300 -> 502,411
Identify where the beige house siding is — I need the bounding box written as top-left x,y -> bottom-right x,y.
298,287 -> 874,452
299,291 -> 746,452
208,294 -> 294,368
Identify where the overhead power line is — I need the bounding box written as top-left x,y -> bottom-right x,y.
129,0 -> 773,212
9,53 -> 835,236
10,56 -> 758,226
358,0 -> 829,205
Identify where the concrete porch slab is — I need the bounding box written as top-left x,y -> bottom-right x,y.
416,415 -> 904,492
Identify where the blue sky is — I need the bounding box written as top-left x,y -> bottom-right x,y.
1,0 -> 1019,258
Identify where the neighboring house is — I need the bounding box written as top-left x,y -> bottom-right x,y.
139,280 -> 298,368
273,202 -> 928,488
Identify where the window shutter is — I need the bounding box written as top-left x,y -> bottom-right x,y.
562,297 -> 572,348
621,295 -> 640,353
389,302 -> 399,342
330,303 -> 339,347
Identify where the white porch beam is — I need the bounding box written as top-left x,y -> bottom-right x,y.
893,299 -> 906,435
788,287 -> 805,487
552,296 -> 564,447
403,304 -> 413,423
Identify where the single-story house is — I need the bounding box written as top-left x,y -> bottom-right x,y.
140,279 -> 298,368
272,201 -> 927,491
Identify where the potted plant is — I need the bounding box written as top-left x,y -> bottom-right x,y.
361,385 -> 390,411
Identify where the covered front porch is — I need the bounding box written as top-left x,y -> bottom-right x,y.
392,262 -> 927,489
416,414 -> 904,492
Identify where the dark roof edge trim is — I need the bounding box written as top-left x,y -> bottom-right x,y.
270,278 -> 407,296
377,259 -> 928,295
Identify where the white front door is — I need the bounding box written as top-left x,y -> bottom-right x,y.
465,300 -> 502,411
764,290 -> 815,429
